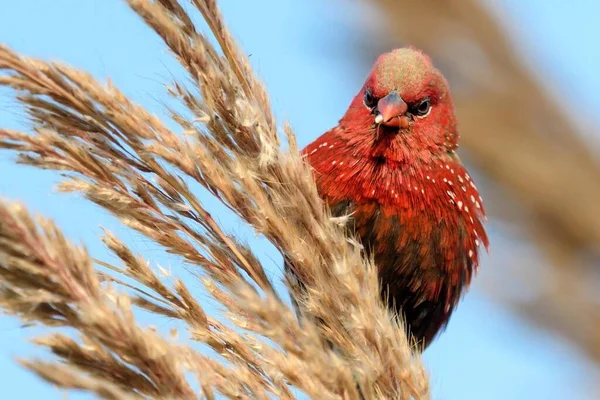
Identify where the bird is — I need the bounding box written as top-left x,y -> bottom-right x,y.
294,47 -> 489,349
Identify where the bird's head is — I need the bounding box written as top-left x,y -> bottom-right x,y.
340,47 -> 458,163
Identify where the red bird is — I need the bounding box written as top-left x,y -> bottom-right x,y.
299,48 -> 489,348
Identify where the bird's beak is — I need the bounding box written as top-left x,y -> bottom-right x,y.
375,90 -> 410,129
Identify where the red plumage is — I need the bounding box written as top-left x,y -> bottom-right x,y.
298,48 -> 489,348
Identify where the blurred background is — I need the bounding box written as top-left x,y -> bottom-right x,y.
1,0 -> 599,399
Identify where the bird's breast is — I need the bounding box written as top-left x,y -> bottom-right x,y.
304,133 -> 489,346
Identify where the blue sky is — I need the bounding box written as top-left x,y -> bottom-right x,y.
0,1 -> 598,399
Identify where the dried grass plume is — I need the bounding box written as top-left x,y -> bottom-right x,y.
0,0 -> 429,399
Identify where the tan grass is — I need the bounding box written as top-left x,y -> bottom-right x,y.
0,0 -> 429,398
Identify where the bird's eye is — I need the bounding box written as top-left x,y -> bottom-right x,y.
363,88 -> 377,109
413,97 -> 431,117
